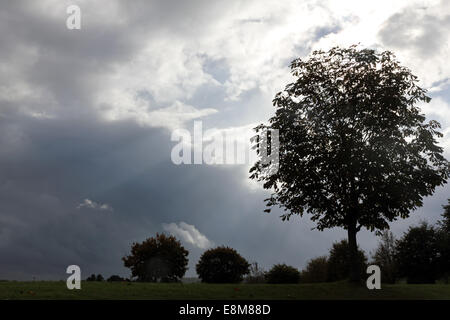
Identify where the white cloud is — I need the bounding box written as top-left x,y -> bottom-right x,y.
420,97 -> 450,126
99,96 -> 218,130
77,198 -> 113,211
162,221 -> 214,249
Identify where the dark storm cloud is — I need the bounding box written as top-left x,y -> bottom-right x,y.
0,109 -> 168,279
0,107 -> 348,279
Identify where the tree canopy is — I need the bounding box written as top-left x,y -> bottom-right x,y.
327,240 -> 367,282
196,246 -> 250,283
250,45 -> 450,281
122,233 -> 189,282
395,222 -> 439,283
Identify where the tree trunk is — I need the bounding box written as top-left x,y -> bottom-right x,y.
347,222 -> 360,283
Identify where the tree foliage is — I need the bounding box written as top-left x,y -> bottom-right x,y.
439,199 -> 450,233
122,233 -> 189,282
437,200 -> 450,282
327,240 -> 367,282
266,264 -> 301,284
196,246 -> 250,283
86,274 -> 97,282
395,222 -> 439,284
250,45 -> 449,282
372,231 -> 397,283
107,275 -> 126,282
300,256 -> 328,283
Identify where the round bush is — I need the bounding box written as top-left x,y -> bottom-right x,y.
196,246 -> 250,283
122,233 -> 189,282
327,240 -> 367,282
266,264 -> 300,284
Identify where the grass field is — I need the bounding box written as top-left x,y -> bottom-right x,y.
1,281 -> 449,300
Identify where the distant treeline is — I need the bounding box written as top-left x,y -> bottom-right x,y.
86,200 -> 450,285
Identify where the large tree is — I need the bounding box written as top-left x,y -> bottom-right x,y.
250,45 -> 450,282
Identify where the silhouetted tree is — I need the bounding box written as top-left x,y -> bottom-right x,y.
122,233 -> 189,282
438,199 -> 450,232
301,256 -> 328,283
372,231 -> 397,283
96,274 -> 104,282
395,222 -> 439,283
266,264 -> 300,284
196,246 -> 250,283
327,240 -> 367,282
436,230 -> 450,283
86,274 -> 96,281
107,275 -> 125,282
250,45 -> 450,282
437,201 -> 450,282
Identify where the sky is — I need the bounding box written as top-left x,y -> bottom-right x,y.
1,0 -> 450,280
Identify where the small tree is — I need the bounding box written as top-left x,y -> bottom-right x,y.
372,231 -> 397,283
196,246 -> 250,283
86,274 -> 96,282
437,201 -> 450,283
436,229 -> 450,283
395,222 -> 439,284
327,240 -> 367,282
122,233 -> 189,282
107,275 -> 125,282
96,274 -> 104,282
266,264 -> 301,284
245,262 -> 267,284
438,199 -> 450,232
301,256 -> 328,283
250,45 -> 450,282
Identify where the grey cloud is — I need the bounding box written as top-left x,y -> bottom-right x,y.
378,5 -> 450,58
77,199 -> 113,211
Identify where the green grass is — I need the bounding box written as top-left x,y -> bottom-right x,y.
1,281 -> 449,300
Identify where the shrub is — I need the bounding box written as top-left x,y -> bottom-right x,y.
395,222 -> 439,284
122,233 -> 189,282
86,274 -> 96,281
301,256 -> 328,283
86,274 -> 104,281
266,264 -> 300,284
437,200 -> 450,283
196,246 -> 250,283
107,275 -> 125,282
327,240 -> 367,282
